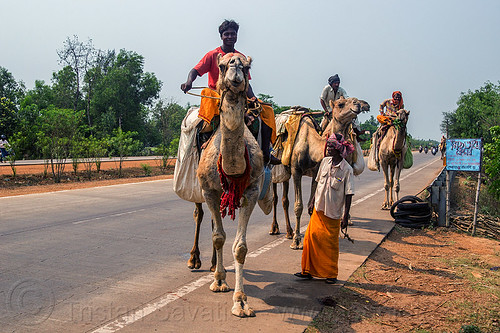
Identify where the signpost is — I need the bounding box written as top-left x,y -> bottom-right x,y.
445,139 -> 483,235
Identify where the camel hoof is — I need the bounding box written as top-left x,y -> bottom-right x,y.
269,227 -> 280,235
210,280 -> 230,292
286,232 -> 294,239
187,257 -> 201,270
231,300 -> 256,317
210,265 -> 216,272
290,240 -> 303,250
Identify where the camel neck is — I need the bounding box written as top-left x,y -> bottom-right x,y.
219,94 -> 247,175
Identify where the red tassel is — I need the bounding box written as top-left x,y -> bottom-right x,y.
217,147 -> 251,220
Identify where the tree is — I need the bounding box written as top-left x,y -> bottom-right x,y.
107,128 -> 141,177
0,66 -> 25,107
149,99 -> 186,148
441,81 -> 500,143
57,36 -> 95,111
90,49 -> 162,140
37,107 -> 83,183
52,66 -> 79,109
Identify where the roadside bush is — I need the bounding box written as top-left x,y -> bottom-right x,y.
483,126 -> 500,201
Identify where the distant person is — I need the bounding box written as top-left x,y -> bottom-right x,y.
0,134 -> 10,163
180,19 -> 279,165
294,133 -> 355,284
320,75 -> 365,141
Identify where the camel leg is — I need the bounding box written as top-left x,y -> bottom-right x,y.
204,190 -> 229,292
231,184 -> 258,317
188,203 -> 203,269
394,163 -> 403,204
291,172 -> 303,250
282,181 -> 293,239
388,165 -> 396,207
381,162 -> 391,210
210,219 -> 217,272
306,179 -> 318,216
269,182 -> 280,235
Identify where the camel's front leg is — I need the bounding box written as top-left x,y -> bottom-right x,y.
282,181 -> 293,239
188,203 -> 204,269
231,185 -> 258,317
394,164 -> 403,203
381,162 -> 391,210
291,173 -> 303,249
388,165 -> 396,207
269,182 -> 280,235
204,190 -> 229,292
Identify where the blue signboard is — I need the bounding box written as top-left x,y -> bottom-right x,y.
445,139 -> 482,171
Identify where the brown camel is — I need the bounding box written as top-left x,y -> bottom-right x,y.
269,97 -> 369,248
377,109 -> 410,209
196,53 -> 269,317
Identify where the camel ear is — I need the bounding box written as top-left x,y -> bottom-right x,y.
246,56 -> 252,66
339,95 -> 345,100
329,100 -> 335,110
217,53 -> 223,65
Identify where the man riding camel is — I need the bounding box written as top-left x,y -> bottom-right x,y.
373,91 -> 405,167
180,19 -> 280,165
320,75 -> 367,142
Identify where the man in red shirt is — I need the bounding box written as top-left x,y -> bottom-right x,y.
180,19 -> 280,165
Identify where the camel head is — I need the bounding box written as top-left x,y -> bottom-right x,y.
395,109 -> 410,129
327,97 -> 370,129
216,53 -> 252,96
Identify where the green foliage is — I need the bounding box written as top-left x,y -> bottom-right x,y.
442,81 -> 500,143
0,96 -> 17,137
107,128 -> 141,177
0,66 -> 25,108
149,99 -> 187,148
483,126 -> 500,200
37,107 -> 83,182
90,49 -> 162,141
459,325 -> 482,333
141,163 -> 152,176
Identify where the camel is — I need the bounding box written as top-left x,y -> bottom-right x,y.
377,109 -> 410,209
270,97 -> 369,249
196,53 -> 268,317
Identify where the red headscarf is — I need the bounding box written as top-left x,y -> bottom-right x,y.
325,133 -> 355,158
391,91 -> 404,110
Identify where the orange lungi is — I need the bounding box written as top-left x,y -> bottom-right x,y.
301,208 -> 340,279
197,88 -> 277,144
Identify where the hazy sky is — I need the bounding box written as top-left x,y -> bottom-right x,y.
2,0 -> 500,140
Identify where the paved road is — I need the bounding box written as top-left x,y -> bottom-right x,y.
0,153 -> 444,332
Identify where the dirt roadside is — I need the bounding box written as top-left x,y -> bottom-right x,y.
1,162 -> 498,332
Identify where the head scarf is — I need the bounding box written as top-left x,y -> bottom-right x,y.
391,91 -> 404,110
325,133 -> 355,158
328,74 -> 340,85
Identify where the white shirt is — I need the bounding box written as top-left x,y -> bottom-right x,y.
0,139 -> 8,149
320,85 -> 348,111
314,157 -> 354,219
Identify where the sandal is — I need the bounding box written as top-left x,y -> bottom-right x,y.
325,278 -> 337,284
294,272 -> 313,279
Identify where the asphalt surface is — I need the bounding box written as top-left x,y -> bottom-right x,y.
0,152 -> 444,332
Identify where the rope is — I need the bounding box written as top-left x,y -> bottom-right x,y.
185,87 -> 221,100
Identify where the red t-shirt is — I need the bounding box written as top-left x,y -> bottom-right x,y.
194,47 -> 251,90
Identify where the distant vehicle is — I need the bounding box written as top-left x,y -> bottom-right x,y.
431,146 -> 438,155
424,146 -> 428,154
419,145 -> 423,153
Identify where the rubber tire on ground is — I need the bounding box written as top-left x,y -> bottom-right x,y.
390,195 -> 432,228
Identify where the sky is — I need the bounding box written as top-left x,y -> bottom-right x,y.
1,0 -> 500,141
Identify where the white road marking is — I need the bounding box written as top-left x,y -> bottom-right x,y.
90,158 -> 441,332
72,209 -> 147,225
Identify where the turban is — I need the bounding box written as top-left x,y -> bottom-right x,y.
325,133 -> 355,158
328,74 -> 340,85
